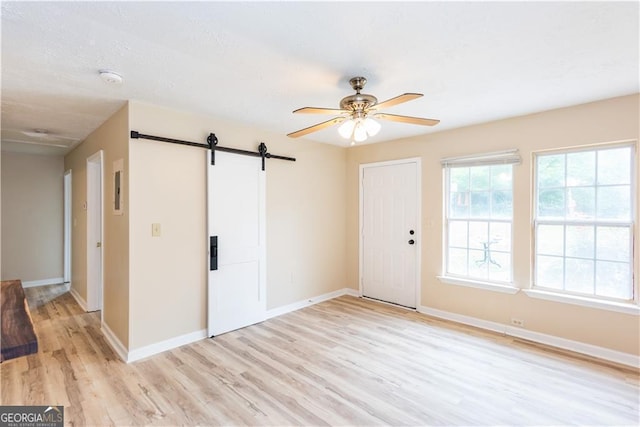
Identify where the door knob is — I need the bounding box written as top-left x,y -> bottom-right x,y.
408,239 -> 415,245
409,230 -> 415,235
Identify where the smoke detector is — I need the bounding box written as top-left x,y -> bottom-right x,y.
99,70 -> 123,84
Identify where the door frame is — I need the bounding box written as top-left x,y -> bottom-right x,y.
206,150 -> 267,337
86,150 -> 104,315
359,157 -> 422,308
64,169 -> 72,284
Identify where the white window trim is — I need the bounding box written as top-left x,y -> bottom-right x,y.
532,141 -> 637,304
437,275 -> 519,294
524,288 -> 640,315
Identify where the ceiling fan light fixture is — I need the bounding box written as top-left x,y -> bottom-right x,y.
353,121 -> 368,142
363,117 -> 381,137
338,119 -> 356,139
288,76 -> 438,140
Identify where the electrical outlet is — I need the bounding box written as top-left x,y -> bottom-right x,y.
511,317 -> 525,327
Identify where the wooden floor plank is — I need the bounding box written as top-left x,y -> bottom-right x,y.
1,283 -> 638,426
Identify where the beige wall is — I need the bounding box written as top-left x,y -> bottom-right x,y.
1,152 -> 64,282
64,103 -> 130,347
346,94 -> 640,356
128,101 -> 347,350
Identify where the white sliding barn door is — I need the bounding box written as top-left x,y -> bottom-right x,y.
207,151 -> 266,336
361,160 -> 420,308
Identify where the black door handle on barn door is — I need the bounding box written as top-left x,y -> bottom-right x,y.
210,236 -> 218,271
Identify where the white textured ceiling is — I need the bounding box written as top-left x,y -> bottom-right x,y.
1,1 -> 638,155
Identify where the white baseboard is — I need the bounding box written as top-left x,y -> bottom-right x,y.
21,277 -> 65,288
101,322 -> 128,362
418,305 -> 639,368
266,287 -> 358,320
504,325 -> 640,369
344,288 -> 361,297
418,306 -> 506,334
127,329 -> 208,363
68,287 -> 88,311
101,321 -> 207,364
101,288 -> 357,364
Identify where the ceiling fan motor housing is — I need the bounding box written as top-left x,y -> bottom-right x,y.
340,76 -> 378,112
340,93 -> 378,112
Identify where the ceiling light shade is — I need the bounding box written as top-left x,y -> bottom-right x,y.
353,121 -> 368,142
338,119 -> 356,139
363,117 -> 381,136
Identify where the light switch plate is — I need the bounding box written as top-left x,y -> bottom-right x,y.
152,223 -> 161,237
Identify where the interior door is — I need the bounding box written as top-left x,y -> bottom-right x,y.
361,160 -> 419,308
87,151 -> 103,313
207,151 -> 266,336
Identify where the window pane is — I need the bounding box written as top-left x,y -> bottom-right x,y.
596,261 -> 631,299
565,225 -> 594,259
468,249 -> 489,280
534,144 -> 634,301
450,168 -> 469,192
538,189 -> 565,218
491,190 -> 512,218
470,192 -> 490,218
596,226 -> 630,262
598,147 -> 631,185
596,185 -> 631,220
536,256 -> 564,289
445,162 -> 513,284
538,154 -> 565,188
448,248 -> 468,276
489,222 -> 511,252
470,166 -> 491,191
488,252 -> 511,283
450,192 -> 469,218
448,221 -> 468,248
537,224 -> 564,256
469,221 -> 488,250
566,151 -> 595,186
565,258 -> 594,295
491,165 -> 512,190
567,187 -> 595,219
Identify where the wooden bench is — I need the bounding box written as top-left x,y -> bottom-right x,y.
1,280 -> 38,362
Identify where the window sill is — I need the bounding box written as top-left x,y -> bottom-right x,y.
437,276 -> 519,294
523,289 -> 640,315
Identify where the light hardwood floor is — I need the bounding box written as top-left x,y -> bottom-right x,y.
1,284 -> 638,426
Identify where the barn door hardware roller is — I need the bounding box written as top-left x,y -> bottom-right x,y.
130,130 -> 296,171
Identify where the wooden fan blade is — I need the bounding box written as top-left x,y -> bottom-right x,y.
287,117 -> 346,138
293,107 -> 347,115
374,113 -> 440,126
373,93 -> 423,110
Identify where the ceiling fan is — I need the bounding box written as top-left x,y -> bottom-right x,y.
287,76 -> 440,144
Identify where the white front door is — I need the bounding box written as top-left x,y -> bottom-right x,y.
87,151 -> 103,313
361,159 -> 420,308
207,151 -> 266,336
